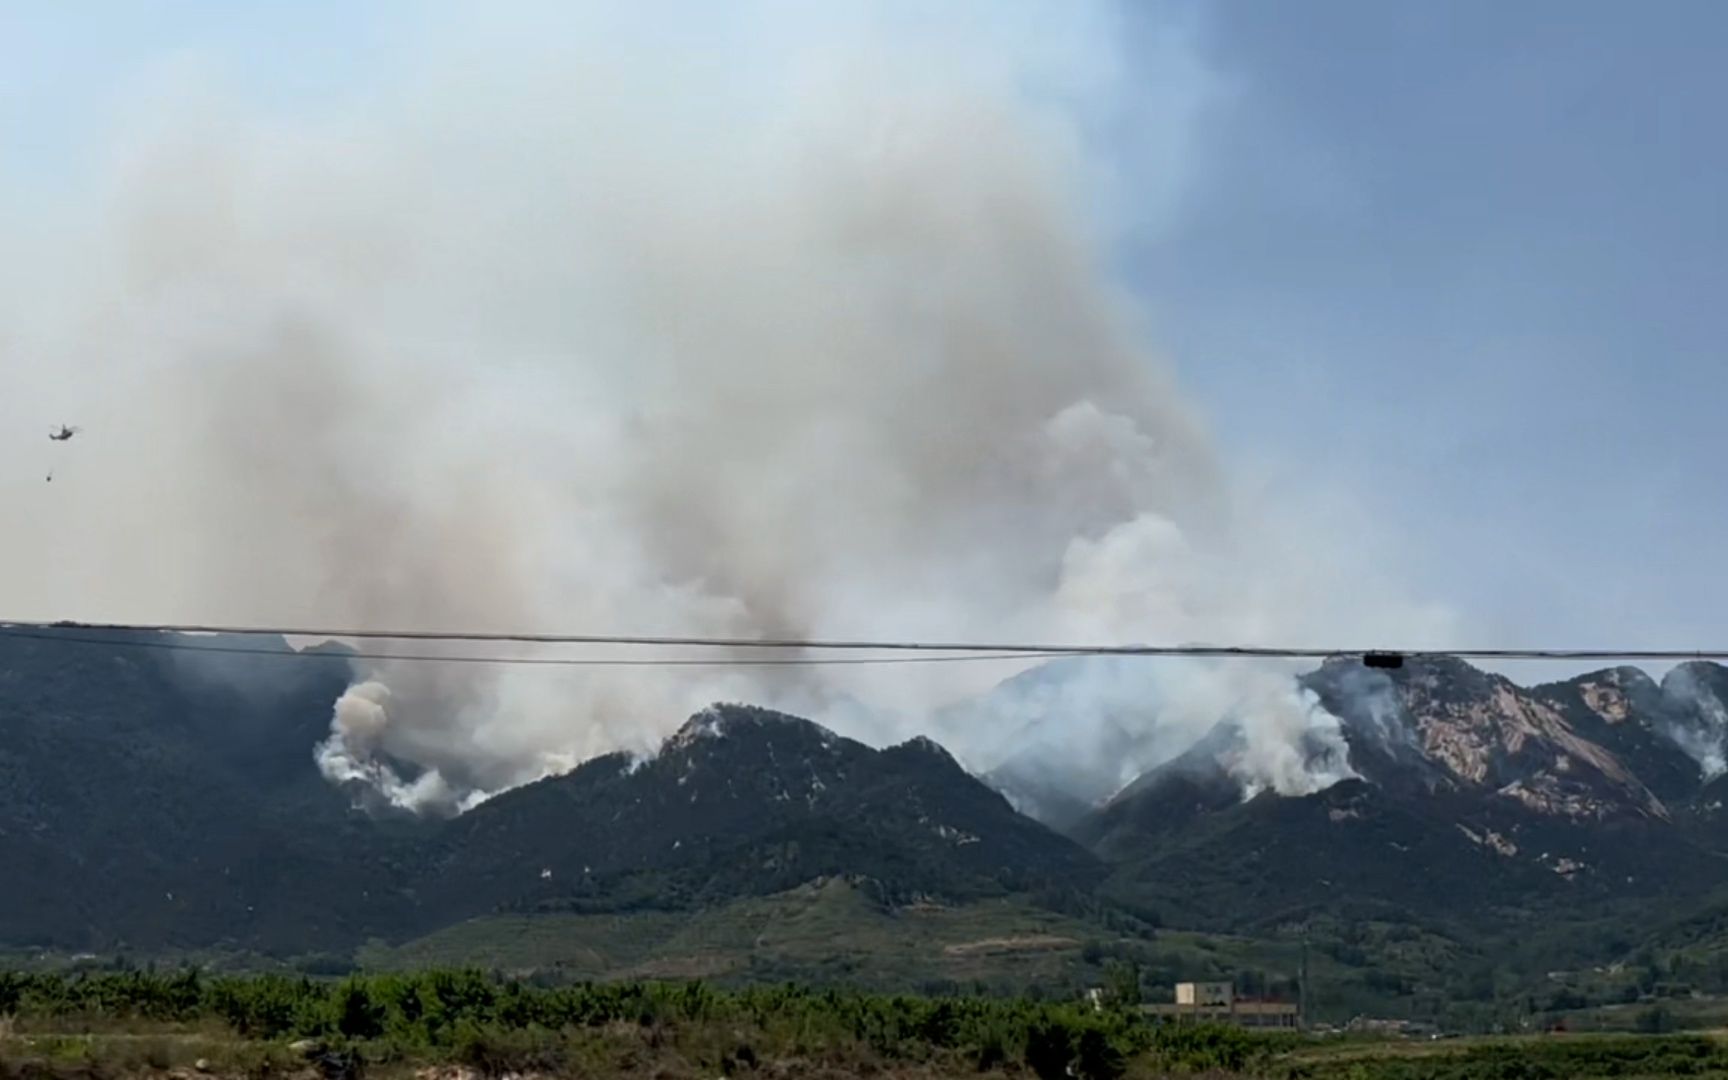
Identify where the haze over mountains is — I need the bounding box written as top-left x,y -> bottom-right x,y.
8,624 -> 1728,971
2,2 -> 1456,824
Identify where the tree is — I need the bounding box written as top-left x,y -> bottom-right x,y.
1635,1004 -> 1672,1034
1076,1029 -> 1126,1080
1102,961 -> 1142,1010
1025,1021 -> 1074,1080
335,980 -> 386,1041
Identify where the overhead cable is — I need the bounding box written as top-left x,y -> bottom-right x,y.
0,626 -> 1070,668
1,619 -> 1725,664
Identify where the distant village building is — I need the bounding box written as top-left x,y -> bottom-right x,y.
1141,982 -> 1300,1030
1346,1016 -> 1439,1038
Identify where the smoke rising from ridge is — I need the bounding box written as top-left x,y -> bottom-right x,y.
0,3 -> 1455,813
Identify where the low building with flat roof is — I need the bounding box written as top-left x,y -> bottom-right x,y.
1142,982 -> 1300,1030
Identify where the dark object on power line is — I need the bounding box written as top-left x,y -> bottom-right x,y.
1363,651 -> 1405,670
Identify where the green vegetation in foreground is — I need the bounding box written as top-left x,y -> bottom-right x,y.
9,970 -> 1728,1079
18,882 -> 1728,1035
1279,1033 -> 1728,1079
5,881 -> 1679,1032
0,968 -> 1288,1079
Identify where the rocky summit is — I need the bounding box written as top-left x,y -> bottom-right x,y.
11,626 -> 1728,993
1076,655 -> 1728,929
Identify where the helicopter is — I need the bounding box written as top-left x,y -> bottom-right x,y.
49,424 -> 80,442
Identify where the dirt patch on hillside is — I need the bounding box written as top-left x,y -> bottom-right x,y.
942,934 -> 1078,956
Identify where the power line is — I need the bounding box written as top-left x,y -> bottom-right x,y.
1,618 -> 1726,664
0,626 -> 1072,668
12,618 -> 1159,653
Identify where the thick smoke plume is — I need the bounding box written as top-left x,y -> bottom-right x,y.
0,3 -> 1453,813
1660,664 -> 1728,779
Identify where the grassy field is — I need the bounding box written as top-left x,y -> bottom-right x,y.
10,1016 -> 1728,1079
1281,1031 -> 1728,1078
362,880 -> 1188,990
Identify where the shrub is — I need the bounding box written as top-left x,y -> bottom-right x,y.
1024,1020 -> 1074,1080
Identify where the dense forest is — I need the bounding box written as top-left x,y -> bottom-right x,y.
6,970 -> 1728,1080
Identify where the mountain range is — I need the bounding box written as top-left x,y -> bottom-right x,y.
0,628 -> 1099,952
8,624 -> 1728,1013
1080,657 -> 1728,930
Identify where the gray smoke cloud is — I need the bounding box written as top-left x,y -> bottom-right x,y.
0,2 -> 1456,814
1660,663 -> 1728,779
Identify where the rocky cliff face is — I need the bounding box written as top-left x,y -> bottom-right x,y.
1073,656 -> 1728,927
1317,657 -> 1667,821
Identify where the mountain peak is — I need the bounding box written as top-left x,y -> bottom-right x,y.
665,706 -> 727,747
1396,653 -> 1506,696
423,703 -> 1099,923
664,703 -> 840,753
889,734 -> 961,765
1668,659 -> 1728,681
1376,658 -> 1663,819
1562,667 -> 1663,722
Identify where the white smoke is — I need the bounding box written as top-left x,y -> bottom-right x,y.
0,2 -> 1456,813
317,681 -> 491,814
1660,664 -> 1728,779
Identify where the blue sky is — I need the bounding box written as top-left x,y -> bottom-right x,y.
1,3 -> 379,172
1124,0 -> 1728,650
3,0 -> 1724,657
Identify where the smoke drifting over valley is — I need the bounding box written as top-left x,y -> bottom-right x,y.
0,3 -> 1455,813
